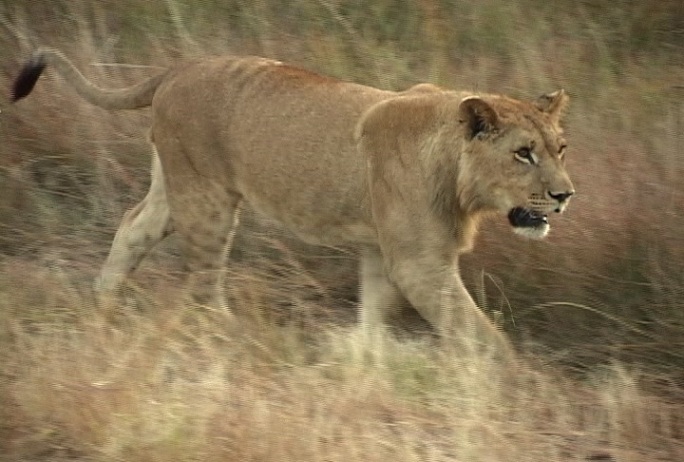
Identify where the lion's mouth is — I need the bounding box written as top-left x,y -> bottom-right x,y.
508,207 -> 549,229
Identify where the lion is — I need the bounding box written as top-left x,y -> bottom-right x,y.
13,48 -> 574,356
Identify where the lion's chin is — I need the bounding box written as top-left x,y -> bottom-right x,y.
508,207 -> 550,240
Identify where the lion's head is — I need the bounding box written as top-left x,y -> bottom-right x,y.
454,90 -> 574,239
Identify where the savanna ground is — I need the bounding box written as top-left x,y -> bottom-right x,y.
1,1 -> 683,461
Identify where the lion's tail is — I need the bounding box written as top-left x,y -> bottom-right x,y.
12,47 -> 166,110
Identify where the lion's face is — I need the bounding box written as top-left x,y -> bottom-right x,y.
492,124 -> 574,239
457,90 -> 575,239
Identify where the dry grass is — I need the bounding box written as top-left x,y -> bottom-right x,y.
1,1 -> 684,460
1,262 -> 682,462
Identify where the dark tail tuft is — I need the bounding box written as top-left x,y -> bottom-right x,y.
12,54 -> 47,102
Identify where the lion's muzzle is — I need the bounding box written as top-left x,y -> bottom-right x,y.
507,187 -> 574,239
508,207 -> 548,228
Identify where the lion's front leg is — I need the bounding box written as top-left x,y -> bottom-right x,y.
387,255 -> 515,359
358,248 -> 406,338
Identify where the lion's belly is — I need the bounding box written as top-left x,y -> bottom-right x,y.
229,114 -> 380,246
294,221 -> 378,246
245,194 -> 378,246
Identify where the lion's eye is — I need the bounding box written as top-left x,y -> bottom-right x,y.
514,147 -> 537,165
558,144 -> 567,162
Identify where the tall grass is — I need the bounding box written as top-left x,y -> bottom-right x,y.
1,264 -> 682,461
1,0 -> 683,459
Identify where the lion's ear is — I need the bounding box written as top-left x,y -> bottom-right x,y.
535,89 -> 569,124
458,96 -> 500,139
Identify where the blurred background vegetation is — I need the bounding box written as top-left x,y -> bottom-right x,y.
1,0 -> 683,370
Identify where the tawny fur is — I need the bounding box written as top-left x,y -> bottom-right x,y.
13,47 -> 575,357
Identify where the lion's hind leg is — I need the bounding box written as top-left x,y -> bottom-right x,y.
165,177 -> 243,312
96,153 -> 173,300
178,200 -> 241,311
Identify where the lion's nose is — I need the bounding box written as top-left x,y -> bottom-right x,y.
548,190 -> 575,203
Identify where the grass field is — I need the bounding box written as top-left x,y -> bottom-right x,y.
1,1 -> 683,460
